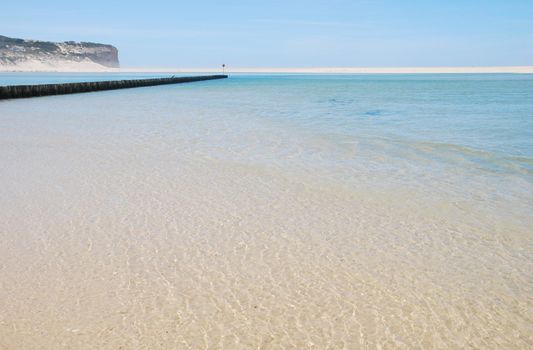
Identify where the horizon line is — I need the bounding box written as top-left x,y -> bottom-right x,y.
1,66 -> 532,74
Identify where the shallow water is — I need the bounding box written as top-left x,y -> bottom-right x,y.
0,72 -> 205,85
0,74 -> 532,349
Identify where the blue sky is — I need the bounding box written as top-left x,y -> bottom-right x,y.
2,0 -> 532,67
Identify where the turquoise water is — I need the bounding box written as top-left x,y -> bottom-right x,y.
215,74 -> 533,169
1,73 -> 532,209
0,72 -> 204,85
2,73 -> 530,163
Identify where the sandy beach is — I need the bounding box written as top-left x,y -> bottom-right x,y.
2,0 -> 532,347
1,73 -> 531,349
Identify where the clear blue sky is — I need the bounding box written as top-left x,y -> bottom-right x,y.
2,0 -> 532,67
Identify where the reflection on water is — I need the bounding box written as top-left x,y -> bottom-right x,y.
0,74 -> 532,349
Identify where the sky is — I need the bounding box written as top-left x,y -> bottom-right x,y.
1,0 -> 532,68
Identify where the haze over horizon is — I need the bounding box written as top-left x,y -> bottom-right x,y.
1,0 -> 532,68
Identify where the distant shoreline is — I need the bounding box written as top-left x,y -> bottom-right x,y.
1,66 -> 532,74
133,66 -> 533,74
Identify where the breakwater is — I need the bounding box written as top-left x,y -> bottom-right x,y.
0,75 -> 228,100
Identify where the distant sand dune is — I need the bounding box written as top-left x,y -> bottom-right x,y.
0,59 -> 113,72
136,66 -> 533,74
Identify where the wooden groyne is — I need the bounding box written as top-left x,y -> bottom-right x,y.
0,75 -> 228,100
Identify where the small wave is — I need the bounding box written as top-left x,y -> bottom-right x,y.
362,109 -> 383,117
399,139 -> 533,176
324,98 -> 355,105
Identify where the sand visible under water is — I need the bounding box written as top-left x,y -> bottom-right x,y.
0,80 -> 531,349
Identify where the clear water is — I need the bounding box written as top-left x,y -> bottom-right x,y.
1,73 -> 532,348
0,72 -> 205,85
3,73 -> 530,171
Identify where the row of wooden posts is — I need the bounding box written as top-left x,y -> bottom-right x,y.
0,75 -> 228,100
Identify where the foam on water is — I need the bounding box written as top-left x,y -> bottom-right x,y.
0,74 -> 532,349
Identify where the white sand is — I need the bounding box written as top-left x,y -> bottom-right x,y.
127,66 -> 533,74
0,60 -> 113,72
1,63 -> 532,74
